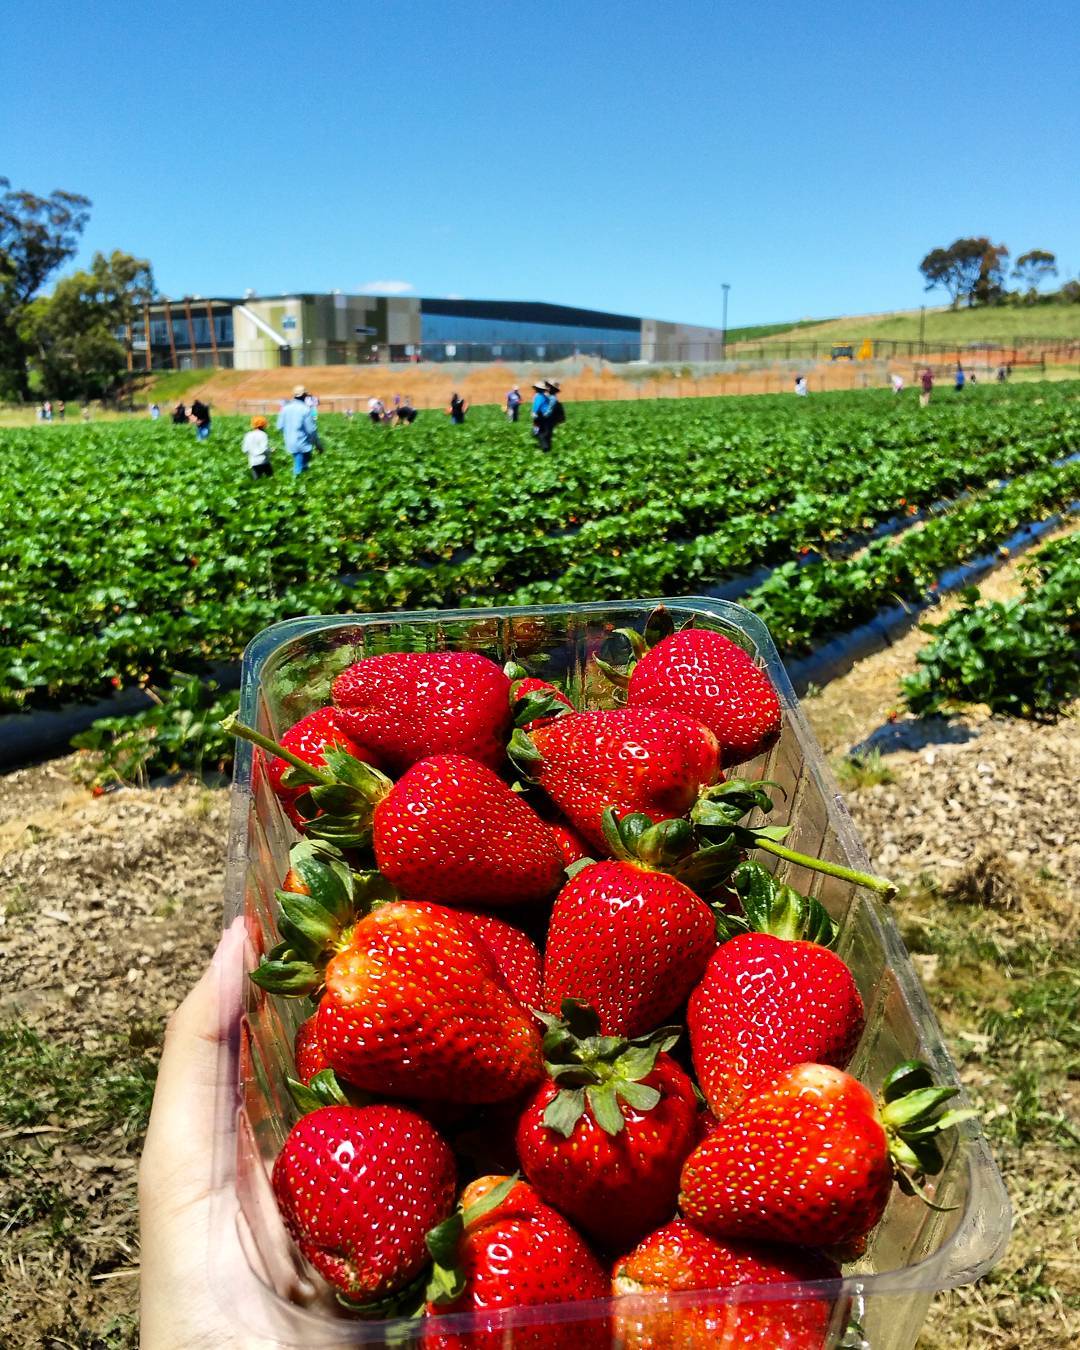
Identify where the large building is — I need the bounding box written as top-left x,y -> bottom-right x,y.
128,294 -> 727,369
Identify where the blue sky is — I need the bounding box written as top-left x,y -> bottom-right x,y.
3,1 -> 1077,328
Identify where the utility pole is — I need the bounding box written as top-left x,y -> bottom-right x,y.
919,305 -> 926,352
721,283 -> 731,359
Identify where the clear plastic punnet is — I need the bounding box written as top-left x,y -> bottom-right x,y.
211,598 -> 1010,1347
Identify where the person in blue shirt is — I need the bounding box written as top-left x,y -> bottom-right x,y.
277,384 -> 322,475
954,364 -> 965,393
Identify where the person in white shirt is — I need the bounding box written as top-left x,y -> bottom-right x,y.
794,375 -> 808,396
891,373 -> 904,395
242,415 -> 272,480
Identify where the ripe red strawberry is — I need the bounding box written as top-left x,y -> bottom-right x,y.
613,1218 -> 840,1349
512,707 -> 721,853
461,910 -> 543,1013
626,628 -> 783,768
373,755 -> 565,906
272,1103 -> 456,1304
258,842 -> 543,1029
332,651 -> 512,774
424,1175 -> 610,1348
689,932 -> 864,1120
679,1061 -> 973,1248
317,902 -> 544,1102
264,706 -> 375,827
516,1006 -> 700,1250
548,821 -> 593,867
509,673 -> 574,730
294,1014 -> 331,1085
543,819 -> 718,1036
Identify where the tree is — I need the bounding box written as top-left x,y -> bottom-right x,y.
1012,249 -> 1058,299
0,178 -> 91,398
919,238 -> 1009,308
19,250 -> 154,399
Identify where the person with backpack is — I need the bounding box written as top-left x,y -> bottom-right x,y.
533,379 -> 565,453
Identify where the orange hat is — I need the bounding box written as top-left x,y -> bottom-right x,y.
251,415 -> 268,430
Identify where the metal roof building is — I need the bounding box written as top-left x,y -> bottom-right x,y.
128,293 -> 727,369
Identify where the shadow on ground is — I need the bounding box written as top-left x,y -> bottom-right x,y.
850,716 -> 981,757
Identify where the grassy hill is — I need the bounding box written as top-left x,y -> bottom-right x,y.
743,300 -> 1080,348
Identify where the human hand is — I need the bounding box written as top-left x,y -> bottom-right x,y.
139,919 -> 301,1349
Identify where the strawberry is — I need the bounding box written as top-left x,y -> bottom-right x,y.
602,625 -> 783,767
272,1103 -> 456,1305
461,910 -> 543,1013
510,707 -> 721,853
294,1014 -> 331,1085
548,820 -> 593,866
373,755 -> 565,906
688,860 -> 864,1119
505,662 -> 575,730
227,715 -> 565,900
690,933 -> 864,1120
424,1175 -> 609,1348
679,1061 -> 974,1248
613,1218 -> 840,1349
331,651 -> 512,774
317,903 -> 544,1102
542,814 -> 718,1037
263,706 -> 375,828
256,841 -> 544,1023
516,1004 -> 699,1250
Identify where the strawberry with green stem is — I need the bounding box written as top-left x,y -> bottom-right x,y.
262,705 -> 379,829
223,715 -> 565,905
689,860 -> 866,1119
424,1174 -> 610,1348
272,1102 -> 456,1310
542,810 -> 722,1038
250,841 -> 544,1104
509,705 -> 722,855
504,660 -> 575,730
516,1000 -> 700,1251
613,1218 -> 841,1349
679,1060 -> 975,1249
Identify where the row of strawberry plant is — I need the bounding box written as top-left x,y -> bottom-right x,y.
1,384 -> 1077,711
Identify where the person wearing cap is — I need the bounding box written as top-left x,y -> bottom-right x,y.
533,380 -> 565,453
241,415 -> 273,481
505,385 -> 522,422
277,384 -> 322,476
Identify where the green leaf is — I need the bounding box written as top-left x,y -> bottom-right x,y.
586,1082 -> 626,1135
543,1087 -> 588,1137
615,1079 -> 661,1113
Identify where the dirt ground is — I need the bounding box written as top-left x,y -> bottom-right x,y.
1,531 -> 1076,1347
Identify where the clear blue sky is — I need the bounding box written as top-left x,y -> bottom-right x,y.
4,1 -> 1077,328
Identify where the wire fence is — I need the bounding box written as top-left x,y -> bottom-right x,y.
130,334 -> 1080,374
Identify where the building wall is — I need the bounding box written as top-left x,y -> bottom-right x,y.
641,319 -> 728,363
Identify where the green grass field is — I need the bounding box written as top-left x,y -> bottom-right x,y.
743,300 -> 1080,348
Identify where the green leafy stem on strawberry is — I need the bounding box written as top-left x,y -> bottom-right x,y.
535,998 -> 682,1137
690,777 -> 897,898
879,1060 -> 977,1203
245,837 -> 395,997
222,713 -> 395,849
425,1174 -> 520,1306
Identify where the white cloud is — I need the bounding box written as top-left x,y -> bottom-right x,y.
358,279 -> 414,295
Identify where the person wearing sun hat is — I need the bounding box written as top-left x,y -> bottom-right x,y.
241,415 -> 273,481
533,379 -> 565,453
276,383 -> 322,476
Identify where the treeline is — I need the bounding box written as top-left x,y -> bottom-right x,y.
919,237 -> 1077,309
0,176 -> 153,401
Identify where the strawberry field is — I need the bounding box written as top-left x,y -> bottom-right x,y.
2,382 -> 1078,717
